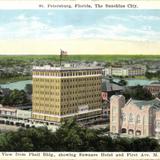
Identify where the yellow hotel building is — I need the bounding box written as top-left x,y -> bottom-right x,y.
32,65 -> 103,124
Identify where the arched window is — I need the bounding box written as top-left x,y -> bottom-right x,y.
121,112 -> 126,121
137,115 -> 141,123
121,128 -> 127,133
143,116 -> 147,124
156,121 -> 160,128
129,113 -> 134,122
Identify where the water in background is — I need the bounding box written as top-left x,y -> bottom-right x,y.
0,79 -> 159,90
0,80 -> 32,90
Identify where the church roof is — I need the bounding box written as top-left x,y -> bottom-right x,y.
127,98 -> 160,109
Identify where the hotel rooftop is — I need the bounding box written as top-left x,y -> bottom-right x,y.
33,65 -> 103,71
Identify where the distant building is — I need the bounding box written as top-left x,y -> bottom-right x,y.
101,100 -> 110,121
17,109 -> 32,119
101,79 -> 123,120
0,69 -> 4,76
0,106 -> 17,118
0,88 -> 10,97
147,69 -> 159,74
0,105 -> 31,119
110,95 -> 160,138
104,65 -> 146,77
101,79 -> 123,101
32,65 -> 103,125
145,82 -> 160,96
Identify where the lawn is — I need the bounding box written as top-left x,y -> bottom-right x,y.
0,54 -> 160,62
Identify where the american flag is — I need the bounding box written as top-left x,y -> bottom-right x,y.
60,49 -> 67,56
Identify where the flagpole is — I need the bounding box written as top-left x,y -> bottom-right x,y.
60,49 -> 67,67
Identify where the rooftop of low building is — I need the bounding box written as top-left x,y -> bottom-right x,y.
107,64 -> 145,69
147,82 -> 160,86
0,105 -> 17,111
102,79 -> 124,92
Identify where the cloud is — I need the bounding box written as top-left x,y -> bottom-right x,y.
129,15 -> 160,21
16,15 -> 26,20
103,16 -> 129,22
15,14 -> 40,21
0,12 -> 159,42
47,12 -> 54,16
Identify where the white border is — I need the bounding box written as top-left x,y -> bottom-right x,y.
0,152 -> 160,159
0,0 -> 159,9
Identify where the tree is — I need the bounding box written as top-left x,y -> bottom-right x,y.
97,136 -> 114,151
0,89 -> 29,106
113,137 -> 131,151
0,119 -> 160,151
123,85 -> 153,100
145,72 -> 153,79
25,84 -> 32,95
9,90 -> 28,105
157,71 -> 160,80
55,118 -> 83,151
130,137 -> 159,151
